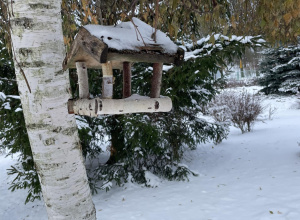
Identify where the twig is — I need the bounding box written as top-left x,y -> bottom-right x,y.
96,0 -> 104,25
130,18 -> 147,47
12,51 -> 32,93
153,0 -> 159,43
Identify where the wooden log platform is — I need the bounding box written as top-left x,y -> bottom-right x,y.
68,95 -> 172,116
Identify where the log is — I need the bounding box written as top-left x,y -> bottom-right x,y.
68,95 -> 172,116
102,62 -> 113,99
76,62 -> 89,98
107,52 -> 175,64
63,27 -> 108,70
150,63 -> 163,98
123,62 -> 131,98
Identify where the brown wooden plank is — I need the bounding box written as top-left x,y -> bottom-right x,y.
123,62 -> 131,98
150,63 -> 163,98
107,52 -> 175,64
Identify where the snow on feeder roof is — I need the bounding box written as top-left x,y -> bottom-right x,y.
63,18 -> 185,116
85,17 -> 178,54
63,17 -> 184,70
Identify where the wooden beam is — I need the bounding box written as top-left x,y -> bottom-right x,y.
107,52 -> 175,64
150,63 -> 163,98
123,62 -> 131,98
68,96 -> 172,116
102,62 -> 113,99
76,62 -> 89,98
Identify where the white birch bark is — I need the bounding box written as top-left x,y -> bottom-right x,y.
101,62 -> 113,99
76,62 -> 90,99
9,0 -> 96,219
69,96 -> 172,116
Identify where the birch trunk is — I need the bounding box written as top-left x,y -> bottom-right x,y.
9,0 -> 96,219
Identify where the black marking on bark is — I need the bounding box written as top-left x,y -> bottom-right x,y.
19,48 -> 32,57
19,61 -> 45,68
155,101 -> 159,109
53,126 -> 63,133
29,3 -> 53,9
27,123 -> 50,130
13,17 -> 34,29
44,138 -> 55,146
55,70 -> 64,76
57,176 -> 69,181
83,208 -> 96,219
62,127 -> 77,136
99,100 -> 103,111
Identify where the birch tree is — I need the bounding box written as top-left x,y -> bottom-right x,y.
8,0 -> 96,219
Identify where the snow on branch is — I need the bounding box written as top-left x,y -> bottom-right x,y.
183,34 -> 266,61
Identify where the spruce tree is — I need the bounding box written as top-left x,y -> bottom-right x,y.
259,39 -> 300,95
79,34 -> 265,191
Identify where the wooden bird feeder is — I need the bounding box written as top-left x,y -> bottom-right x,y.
63,18 -> 184,117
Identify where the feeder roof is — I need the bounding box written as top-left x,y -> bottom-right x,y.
84,17 -> 178,54
63,18 -> 184,70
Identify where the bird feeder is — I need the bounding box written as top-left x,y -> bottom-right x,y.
63,18 -> 184,117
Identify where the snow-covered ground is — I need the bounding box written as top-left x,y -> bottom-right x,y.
1,87 -> 300,220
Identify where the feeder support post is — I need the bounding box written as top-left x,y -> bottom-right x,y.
150,63 -> 163,98
102,61 -> 113,99
123,62 -> 132,98
76,62 -> 89,98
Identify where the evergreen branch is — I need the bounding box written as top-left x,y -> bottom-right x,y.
0,77 -> 16,82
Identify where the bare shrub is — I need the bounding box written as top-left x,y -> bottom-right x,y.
267,105 -> 277,120
224,78 -> 257,88
208,90 -> 264,133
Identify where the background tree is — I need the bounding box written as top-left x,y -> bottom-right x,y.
258,39 -> 300,95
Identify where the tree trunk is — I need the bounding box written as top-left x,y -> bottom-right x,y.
9,1 -> 96,219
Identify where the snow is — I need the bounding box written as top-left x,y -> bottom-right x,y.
0,91 -> 6,101
183,34 -> 265,62
1,86 -> 300,220
84,17 -> 178,54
